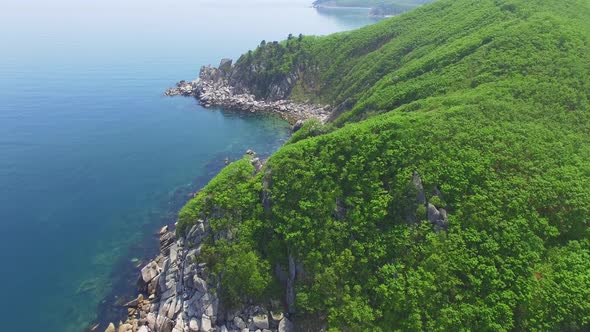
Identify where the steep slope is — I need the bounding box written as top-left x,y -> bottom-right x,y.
175,0 -> 590,330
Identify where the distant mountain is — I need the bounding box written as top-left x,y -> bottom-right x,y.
312,0 -> 435,16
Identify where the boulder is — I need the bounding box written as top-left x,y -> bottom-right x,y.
159,317 -> 174,332
193,276 -> 208,293
233,316 -> 247,329
141,262 -> 159,283
204,303 -> 215,317
200,314 -> 212,331
159,225 -> 169,235
104,323 -> 116,332
138,326 -> 149,332
147,313 -> 157,330
170,243 -> 179,263
167,296 -> 177,319
123,294 -> 143,307
189,317 -> 199,331
253,314 -> 269,329
271,311 -> 284,321
412,171 -> 426,205
118,324 -> 132,332
427,203 -> 449,230
427,203 -> 441,225
292,120 -> 304,132
278,317 -> 293,332
174,316 -> 186,332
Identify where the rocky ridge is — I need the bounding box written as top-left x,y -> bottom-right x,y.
164,59 -> 332,124
101,153 -> 294,332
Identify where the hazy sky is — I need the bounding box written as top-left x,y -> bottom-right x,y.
0,0 -> 335,65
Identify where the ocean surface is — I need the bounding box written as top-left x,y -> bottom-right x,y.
0,1 -> 377,331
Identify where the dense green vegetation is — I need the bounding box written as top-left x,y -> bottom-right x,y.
178,0 -> 590,330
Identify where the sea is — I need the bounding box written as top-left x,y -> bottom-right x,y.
0,1 -> 377,331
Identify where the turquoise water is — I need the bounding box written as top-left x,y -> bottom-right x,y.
0,1 -> 376,331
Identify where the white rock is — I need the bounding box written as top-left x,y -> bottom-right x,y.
147,313 -> 157,330
159,225 -> 169,235
253,315 -> 269,329
175,316 -> 186,331
271,311 -> 284,321
118,323 -> 132,332
193,276 -> 208,293
170,243 -> 179,263
104,323 -> 116,332
167,297 -> 177,319
138,326 -> 149,332
141,262 -> 159,283
200,314 -> 212,331
204,303 -> 215,317
189,317 -> 199,331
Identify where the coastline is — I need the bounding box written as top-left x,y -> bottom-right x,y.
90,150 -> 289,332
164,59 -> 332,125
92,60 -> 312,332
94,56 -> 313,331
313,4 -> 372,10
96,152 -> 294,332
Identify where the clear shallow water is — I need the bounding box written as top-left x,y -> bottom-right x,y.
0,1 -> 376,331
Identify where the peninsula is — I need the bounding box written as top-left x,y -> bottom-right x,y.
105,0 -> 590,331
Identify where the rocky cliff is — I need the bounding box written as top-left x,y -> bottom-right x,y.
101,153 -> 294,332
165,59 -> 331,124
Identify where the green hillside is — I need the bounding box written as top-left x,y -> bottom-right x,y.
178,0 -> 590,330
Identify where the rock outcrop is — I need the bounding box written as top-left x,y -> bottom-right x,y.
408,172 -> 449,230
164,59 -> 332,124
104,152 -> 293,332
106,220 -> 293,332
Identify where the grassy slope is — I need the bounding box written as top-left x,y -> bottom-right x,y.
179,0 -> 590,330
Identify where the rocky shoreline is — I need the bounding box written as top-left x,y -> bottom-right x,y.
99,153 -> 294,332
99,59 -> 323,332
164,59 -> 332,124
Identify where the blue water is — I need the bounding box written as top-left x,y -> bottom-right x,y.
0,1 -> 376,331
